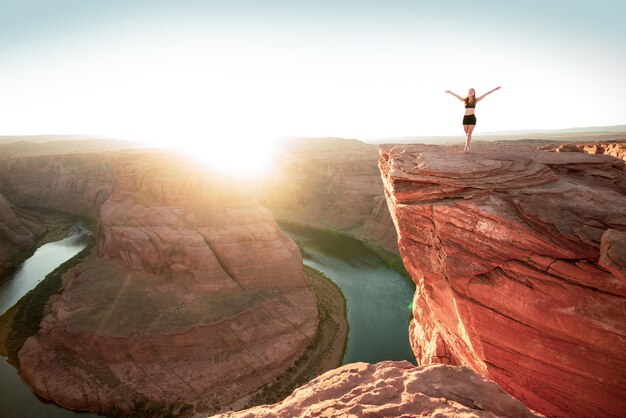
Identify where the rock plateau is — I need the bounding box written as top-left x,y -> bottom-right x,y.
379,141 -> 626,417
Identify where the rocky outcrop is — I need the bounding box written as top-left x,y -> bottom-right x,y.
0,154 -> 116,218
11,151 -> 318,415
541,140 -> 626,162
215,361 -> 541,418
0,192 -> 46,276
379,142 -> 626,417
260,138 -> 398,253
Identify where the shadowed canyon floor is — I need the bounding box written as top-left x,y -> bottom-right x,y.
379,140 -> 626,417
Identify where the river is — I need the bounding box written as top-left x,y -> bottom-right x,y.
0,221 -> 416,417
0,223 -> 98,418
279,222 -> 416,365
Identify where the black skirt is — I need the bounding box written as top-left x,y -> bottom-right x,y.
462,114 -> 477,125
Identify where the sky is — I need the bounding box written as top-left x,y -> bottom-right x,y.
1,0 -> 625,145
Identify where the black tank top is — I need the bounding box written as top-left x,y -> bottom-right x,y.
465,101 -> 476,109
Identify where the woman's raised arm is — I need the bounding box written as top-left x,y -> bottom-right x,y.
444,90 -> 465,101
476,86 -> 501,101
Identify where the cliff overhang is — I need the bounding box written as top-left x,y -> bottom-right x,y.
379,142 -> 626,417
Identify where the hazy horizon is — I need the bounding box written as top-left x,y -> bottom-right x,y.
2,122 -> 625,143
2,0 -> 625,147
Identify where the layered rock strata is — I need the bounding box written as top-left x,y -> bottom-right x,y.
0,154 -> 116,218
541,140 -> 626,162
0,192 -> 45,276
12,152 -> 318,414
379,143 -> 626,417
215,361 -> 541,418
0,154 -> 116,275
260,138 -> 398,253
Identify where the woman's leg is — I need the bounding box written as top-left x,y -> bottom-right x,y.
463,125 -> 470,153
466,125 -> 475,153
463,125 -> 470,152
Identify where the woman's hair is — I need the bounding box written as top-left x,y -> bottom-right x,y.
465,88 -> 476,106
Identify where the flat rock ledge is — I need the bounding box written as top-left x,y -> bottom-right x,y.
215,361 -> 541,418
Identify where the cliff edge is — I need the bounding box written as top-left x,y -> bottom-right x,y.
378,142 -> 626,417
215,361 -> 541,418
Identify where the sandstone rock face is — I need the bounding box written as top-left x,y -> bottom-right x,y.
14,151 -> 318,415
0,154 -> 116,218
379,142 -> 626,417
0,192 -> 45,276
260,138 -> 398,253
215,361 -> 541,418
542,140 -> 626,162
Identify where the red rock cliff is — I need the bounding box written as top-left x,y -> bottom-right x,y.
0,192 -> 46,275
379,142 -> 626,417
0,154 -> 115,218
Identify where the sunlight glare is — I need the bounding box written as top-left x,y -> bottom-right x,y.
173,132 -> 277,178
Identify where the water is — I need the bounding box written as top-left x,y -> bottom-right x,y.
0,223 -> 98,418
0,223 -> 91,316
0,221 -> 416,417
280,223 -> 416,365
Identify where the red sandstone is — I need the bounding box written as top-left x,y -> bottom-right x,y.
379,142 -> 626,417
215,361 -> 541,418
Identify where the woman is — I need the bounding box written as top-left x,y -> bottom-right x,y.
445,86 -> 501,153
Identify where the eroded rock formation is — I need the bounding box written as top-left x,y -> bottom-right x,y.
379,142 -> 626,417
0,154 -> 115,218
541,140 -> 626,162
260,138 -> 398,253
0,192 -> 45,276
215,361 -> 541,418
3,151 -> 318,415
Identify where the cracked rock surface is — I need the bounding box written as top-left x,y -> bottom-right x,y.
216,361 -> 541,418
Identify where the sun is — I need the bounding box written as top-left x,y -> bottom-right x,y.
172,133 -> 278,178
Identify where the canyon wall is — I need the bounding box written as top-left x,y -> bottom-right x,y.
0,154 -> 115,275
0,154 -> 116,218
1,151 -> 319,415
379,142 -> 626,417
0,192 -> 46,276
260,138 -> 398,253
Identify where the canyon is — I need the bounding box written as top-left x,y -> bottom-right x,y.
0,192 -> 45,277
0,151 -> 318,415
259,138 -> 399,254
379,140 -> 626,417
1,137 -> 625,417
